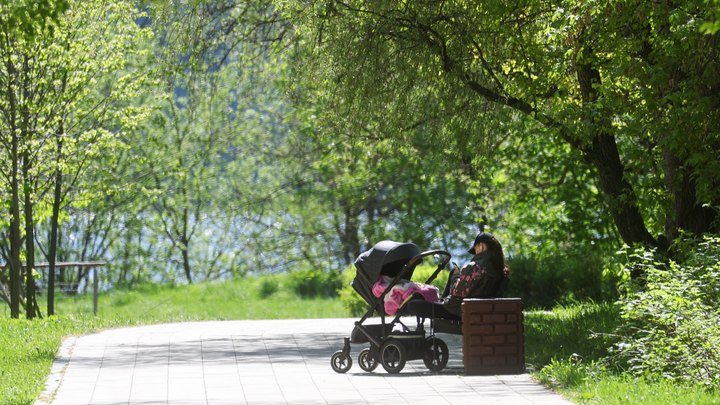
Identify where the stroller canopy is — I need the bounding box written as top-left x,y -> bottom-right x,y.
352,241 -> 422,304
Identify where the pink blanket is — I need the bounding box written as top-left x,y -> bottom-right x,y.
372,276 -> 440,315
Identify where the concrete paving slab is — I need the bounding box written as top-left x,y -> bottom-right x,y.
37,318 -> 574,405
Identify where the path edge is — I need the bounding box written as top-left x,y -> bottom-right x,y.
35,336 -> 78,405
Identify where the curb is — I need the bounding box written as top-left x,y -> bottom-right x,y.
36,336 -> 77,405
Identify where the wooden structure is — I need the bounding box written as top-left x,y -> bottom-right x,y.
1,261 -> 106,315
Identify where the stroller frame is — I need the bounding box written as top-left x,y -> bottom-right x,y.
331,241 -> 453,374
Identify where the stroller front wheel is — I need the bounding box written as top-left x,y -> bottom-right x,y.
380,339 -> 407,374
423,336 -> 449,372
358,348 -> 378,372
331,350 -> 353,373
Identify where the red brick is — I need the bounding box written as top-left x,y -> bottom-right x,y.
483,314 -> 506,324
482,335 -> 506,345
467,346 -> 494,355
495,302 -> 520,312
482,356 -> 507,366
495,346 -> 518,355
462,298 -> 525,375
469,303 -> 494,313
468,325 -> 494,334
494,324 -> 517,334
465,357 -> 482,367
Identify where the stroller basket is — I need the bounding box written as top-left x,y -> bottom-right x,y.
350,324 -> 392,344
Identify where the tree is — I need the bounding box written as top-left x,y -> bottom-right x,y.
702,0 -> 720,33
137,65 -> 245,284
282,0 -> 720,264
0,0 -> 153,317
0,0 -> 69,38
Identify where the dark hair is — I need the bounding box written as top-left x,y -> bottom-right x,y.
488,237 -> 510,276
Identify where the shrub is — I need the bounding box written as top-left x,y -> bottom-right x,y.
287,269 -> 341,298
338,266 -> 369,317
506,247 -> 619,309
612,235 -> 720,388
258,277 -> 279,298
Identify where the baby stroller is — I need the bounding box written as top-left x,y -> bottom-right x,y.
331,240 -> 453,374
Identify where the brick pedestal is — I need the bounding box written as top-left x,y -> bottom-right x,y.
462,298 -> 524,375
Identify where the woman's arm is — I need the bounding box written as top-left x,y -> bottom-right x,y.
450,262 -> 486,298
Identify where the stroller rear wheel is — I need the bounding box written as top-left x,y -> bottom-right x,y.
379,339 -> 407,374
331,350 -> 352,373
358,348 -> 378,372
423,336 -> 449,372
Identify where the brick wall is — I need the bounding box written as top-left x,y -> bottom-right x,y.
462,298 -> 525,375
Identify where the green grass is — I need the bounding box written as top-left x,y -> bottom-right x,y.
1,316 -> 116,405
1,275 -> 347,405
41,277 -> 346,322
524,302 -> 620,370
526,303 -> 720,404
551,372 -> 720,404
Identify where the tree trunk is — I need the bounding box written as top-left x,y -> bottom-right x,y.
48,137 -> 63,316
21,51 -> 36,318
9,94 -> 22,319
183,248 -> 192,283
663,149 -> 717,242
581,132 -> 657,248
336,202 -> 360,266
181,207 -> 192,283
573,47 -> 658,254
23,151 -> 36,319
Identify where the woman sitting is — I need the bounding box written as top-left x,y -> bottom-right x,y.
406,232 -> 510,321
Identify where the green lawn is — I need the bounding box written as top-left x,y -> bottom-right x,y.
525,303 -> 720,404
2,278 -> 719,405
1,277 -> 346,405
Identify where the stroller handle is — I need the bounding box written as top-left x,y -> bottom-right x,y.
408,250 -> 451,286
408,250 -> 451,268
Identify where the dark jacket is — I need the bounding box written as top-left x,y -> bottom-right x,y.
443,250 -> 504,316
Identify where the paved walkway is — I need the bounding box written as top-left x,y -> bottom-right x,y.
37,318 -> 574,405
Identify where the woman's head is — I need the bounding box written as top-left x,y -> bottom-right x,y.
468,232 -> 509,276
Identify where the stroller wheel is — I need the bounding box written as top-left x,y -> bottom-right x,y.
331,350 -> 353,373
423,336 -> 449,372
358,348 -> 378,372
379,339 -> 407,374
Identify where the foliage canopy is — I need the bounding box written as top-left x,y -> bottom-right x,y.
280,0 -> 720,257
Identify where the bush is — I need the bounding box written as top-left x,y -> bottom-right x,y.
612,235 -> 720,388
287,269 -> 341,298
338,266 -> 369,317
506,247 -> 619,309
258,277 -> 279,298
